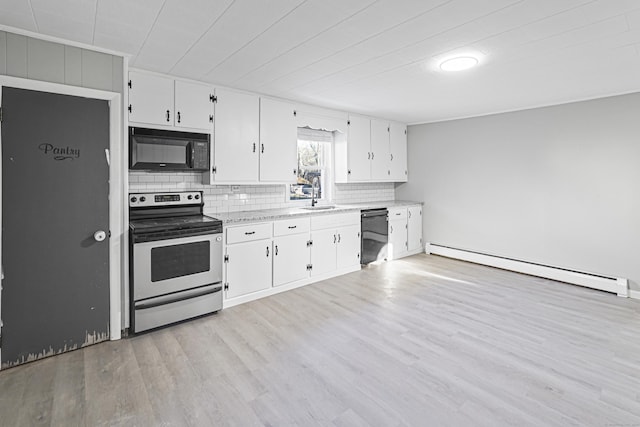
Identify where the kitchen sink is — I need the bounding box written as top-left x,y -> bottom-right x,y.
301,205 -> 337,210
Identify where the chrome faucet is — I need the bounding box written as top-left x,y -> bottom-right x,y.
311,176 -> 320,207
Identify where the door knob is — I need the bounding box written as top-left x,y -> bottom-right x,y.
94,230 -> 107,242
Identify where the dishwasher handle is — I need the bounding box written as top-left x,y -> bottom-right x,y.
361,208 -> 388,218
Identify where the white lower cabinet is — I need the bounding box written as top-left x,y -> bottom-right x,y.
388,205 -> 423,260
336,224 -> 361,269
310,228 -> 338,276
272,217 -> 311,287
225,239 -> 272,299
224,222 -> 272,299
407,205 -> 423,252
310,212 -> 361,277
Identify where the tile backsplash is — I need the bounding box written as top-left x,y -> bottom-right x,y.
129,172 -> 396,214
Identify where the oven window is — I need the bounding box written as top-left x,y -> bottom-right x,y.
151,241 -> 210,282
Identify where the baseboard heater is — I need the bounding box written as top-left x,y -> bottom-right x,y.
427,243 -> 629,297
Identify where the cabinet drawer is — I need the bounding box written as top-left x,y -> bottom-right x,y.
226,222 -> 272,244
311,212 -> 360,230
388,208 -> 407,220
273,217 -> 310,236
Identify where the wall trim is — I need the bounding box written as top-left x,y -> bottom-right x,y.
0,75 -> 124,353
426,243 -> 629,297
408,90 -> 640,126
0,24 -> 129,58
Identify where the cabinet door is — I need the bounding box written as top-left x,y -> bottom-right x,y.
213,88 -> 259,182
389,121 -> 408,182
347,115 -> 371,181
260,98 -> 297,182
128,71 -> 173,126
225,240 -> 271,299
174,80 -> 213,130
273,234 -> 310,286
336,224 -> 361,269
310,228 -> 337,276
407,206 -> 423,252
388,217 -> 407,260
370,118 -> 390,181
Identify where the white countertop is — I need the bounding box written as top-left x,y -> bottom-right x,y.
208,200 -> 422,225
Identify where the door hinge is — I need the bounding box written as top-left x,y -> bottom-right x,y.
128,80 -> 132,89
224,283 -> 229,291
209,115 -> 213,123
210,94 -> 217,103
224,254 -> 229,263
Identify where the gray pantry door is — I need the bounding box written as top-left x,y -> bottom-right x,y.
1,86 -> 110,368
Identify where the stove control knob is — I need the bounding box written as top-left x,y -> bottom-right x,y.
188,195 -> 193,200
130,196 -> 137,203
140,196 -> 146,202
195,194 -> 200,200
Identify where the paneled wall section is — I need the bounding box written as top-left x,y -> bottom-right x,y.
0,31 -> 123,93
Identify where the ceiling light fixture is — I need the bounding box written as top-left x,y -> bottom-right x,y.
439,56 -> 479,72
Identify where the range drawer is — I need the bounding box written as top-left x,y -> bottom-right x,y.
273,217 -> 311,236
226,222 -> 272,244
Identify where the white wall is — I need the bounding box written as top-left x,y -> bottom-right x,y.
396,92 -> 640,292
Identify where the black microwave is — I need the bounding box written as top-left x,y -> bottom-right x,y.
129,127 -> 210,171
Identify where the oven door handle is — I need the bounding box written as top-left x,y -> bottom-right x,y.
135,284 -> 222,310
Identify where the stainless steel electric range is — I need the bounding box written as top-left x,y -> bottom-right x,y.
129,191 -> 223,333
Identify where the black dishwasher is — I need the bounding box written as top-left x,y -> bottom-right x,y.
361,208 -> 389,264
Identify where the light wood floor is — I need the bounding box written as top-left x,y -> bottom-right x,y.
1,254 -> 640,426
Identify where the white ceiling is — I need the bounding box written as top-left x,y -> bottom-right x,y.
2,0 -> 640,124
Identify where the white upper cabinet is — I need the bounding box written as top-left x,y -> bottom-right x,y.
336,115 -> 408,183
128,71 -> 174,126
343,114 -> 371,182
212,88 -> 260,182
174,80 -> 214,130
389,121 -> 408,182
259,98 -> 298,183
128,71 -> 213,131
370,118 -> 390,181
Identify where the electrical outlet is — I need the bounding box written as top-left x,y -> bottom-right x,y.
231,185 -> 240,193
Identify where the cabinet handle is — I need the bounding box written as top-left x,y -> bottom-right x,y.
266,246 -> 270,257
368,152 -> 371,160
337,233 -> 341,243
293,169 -> 297,175
287,225 -> 297,229
409,211 -> 411,218
253,143 -> 256,153
261,143 -> 264,153
371,152 -> 374,160
333,234 -> 337,244
390,225 -> 393,233
275,245 -> 278,256
390,153 -> 393,161
177,111 -> 181,123
244,231 -> 255,235
166,110 -> 170,122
